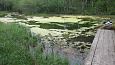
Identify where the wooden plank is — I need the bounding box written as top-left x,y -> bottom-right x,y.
92,30 -> 115,65
107,30 -> 115,65
85,29 -> 115,65
85,29 -> 101,65
91,29 -> 105,65
111,30 -> 115,64
99,30 -> 110,65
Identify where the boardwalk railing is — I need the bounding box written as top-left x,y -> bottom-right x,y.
85,29 -> 115,65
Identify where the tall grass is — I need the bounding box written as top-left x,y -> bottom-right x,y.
0,22 -> 68,65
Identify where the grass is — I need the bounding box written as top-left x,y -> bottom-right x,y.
0,11 -> 8,17
0,22 -> 35,65
0,22 -> 68,65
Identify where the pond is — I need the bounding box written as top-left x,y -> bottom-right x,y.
0,13 -> 102,65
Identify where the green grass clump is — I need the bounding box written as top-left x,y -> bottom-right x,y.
0,12 -> 7,17
0,22 -> 36,65
0,22 -> 68,65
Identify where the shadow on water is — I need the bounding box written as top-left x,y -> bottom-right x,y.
40,37 -> 89,65
26,20 -> 97,30
69,35 -> 94,43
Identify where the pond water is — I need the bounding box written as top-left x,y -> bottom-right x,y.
0,13 -> 101,65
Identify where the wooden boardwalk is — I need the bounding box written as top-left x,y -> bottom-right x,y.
85,29 -> 115,65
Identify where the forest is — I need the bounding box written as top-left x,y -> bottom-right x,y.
0,0 -> 115,15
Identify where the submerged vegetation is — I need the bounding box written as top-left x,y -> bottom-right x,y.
0,22 -> 68,65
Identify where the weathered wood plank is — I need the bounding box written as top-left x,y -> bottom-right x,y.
91,29 -> 105,65
99,30 -> 110,65
107,30 -> 115,65
85,29 -> 101,65
111,30 -> 115,64
85,29 -> 115,65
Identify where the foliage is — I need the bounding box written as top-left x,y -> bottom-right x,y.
0,0 -> 114,15
0,22 -> 69,65
0,22 -> 35,65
